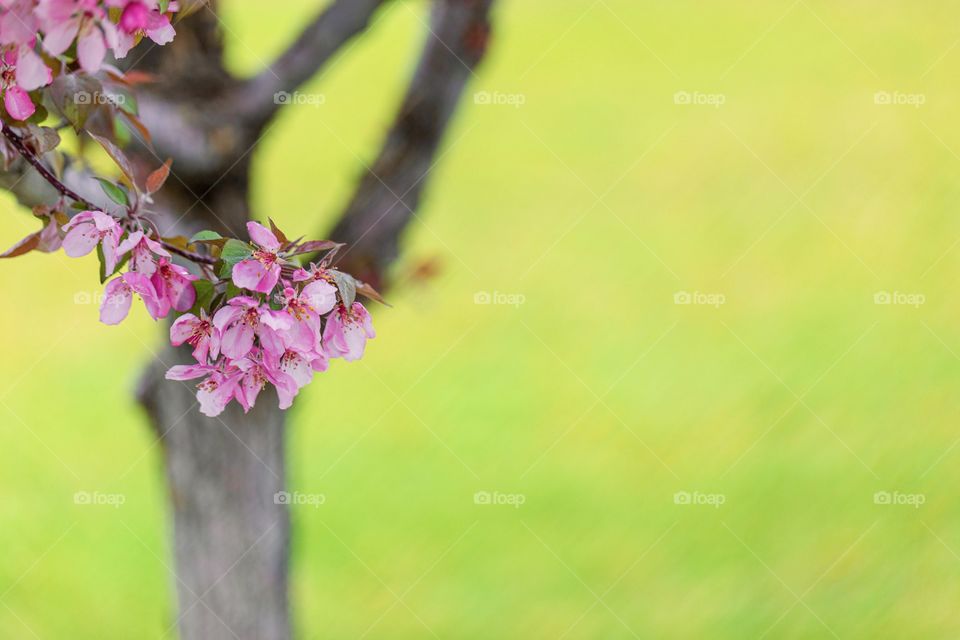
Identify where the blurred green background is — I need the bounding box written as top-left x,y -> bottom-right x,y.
3,0 -> 960,637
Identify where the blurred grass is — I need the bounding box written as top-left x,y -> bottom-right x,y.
3,0 -> 960,637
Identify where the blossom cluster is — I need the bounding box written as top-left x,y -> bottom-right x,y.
60,215 -> 376,417
0,0 -> 177,120
0,1 -> 382,418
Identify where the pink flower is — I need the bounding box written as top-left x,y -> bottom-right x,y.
278,280 -> 337,353
235,353 -> 298,412
150,257 -> 197,316
323,302 -> 375,362
62,211 -> 122,273
112,0 -> 175,56
116,230 -> 170,275
100,271 -> 161,324
212,296 -> 291,360
263,344 -> 327,400
4,84 -> 33,120
166,361 -> 243,418
292,263 -> 328,282
232,221 -> 283,293
0,47 -> 50,120
170,310 -> 220,364
37,0 -> 116,73
0,1 -> 39,46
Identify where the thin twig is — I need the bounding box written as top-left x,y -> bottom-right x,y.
2,123 -> 217,266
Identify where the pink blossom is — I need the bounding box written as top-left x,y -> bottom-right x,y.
235,353 -> 298,412
4,84 -> 32,119
166,361 -> 243,418
323,302 -> 375,362
277,280 -> 337,353
170,310 -> 220,364
37,0 -> 116,72
116,230 -> 169,275
150,257 -> 197,316
0,1 -> 39,46
62,210 -> 122,273
100,271 -> 160,324
232,221 -> 283,293
212,296 -> 291,360
292,263 -> 328,282
263,344 -> 327,400
36,215 -> 62,252
0,47 -> 50,120
112,0 -> 175,56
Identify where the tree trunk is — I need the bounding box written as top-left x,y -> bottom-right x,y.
139,346 -> 290,640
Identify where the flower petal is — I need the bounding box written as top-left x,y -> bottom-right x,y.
15,49 -> 52,91
77,25 -> 106,73
61,224 -> 98,257
170,314 -> 198,346
302,280 -> 337,315
42,18 -> 79,56
4,86 -> 34,121
221,322 -> 255,359
246,221 -> 280,250
99,278 -> 132,325
231,258 -> 268,291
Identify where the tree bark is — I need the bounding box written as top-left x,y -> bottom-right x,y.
139,347 -> 290,640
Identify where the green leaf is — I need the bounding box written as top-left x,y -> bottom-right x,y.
96,243 -> 107,284
112,116 -> 132,147
95,178 -> 129,207
159,0 -> 170,11
218,240 -> 253,280
220,238 -> 253,264
117,91 -> 138,116
96,241 -> 129,283
191,280 -> 215,314
329,270 -> 357,308
190,230 -> 223,244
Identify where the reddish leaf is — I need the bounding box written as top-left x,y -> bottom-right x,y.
88,132 -> 136,184
113,70 -> 158,86
146,158 -> 172,194
268,217 -> 289,246
122,111 -> 152,144
0,231 -> 40,258
288,240 -> 343,256
356,281 -> 390,307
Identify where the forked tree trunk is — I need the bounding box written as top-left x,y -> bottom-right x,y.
34,1 -> 493,637
128,1 -> 494,636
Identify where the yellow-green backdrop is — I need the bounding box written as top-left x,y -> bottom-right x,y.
2,1 -> 959,637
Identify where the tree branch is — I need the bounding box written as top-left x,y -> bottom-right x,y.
228,0 -> 390,129
1,124 -> 216,266
327,0 -> 495,288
